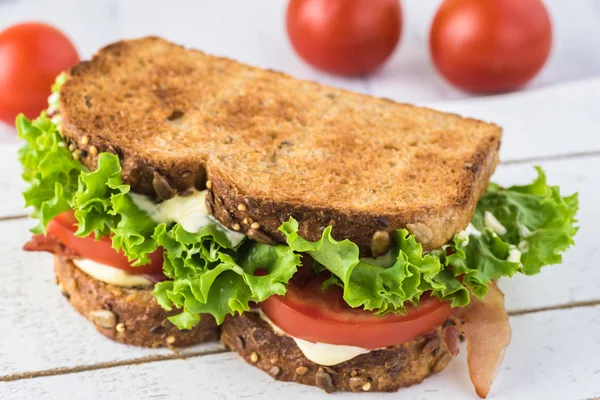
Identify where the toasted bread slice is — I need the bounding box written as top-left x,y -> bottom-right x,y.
54,256 -> 218,347
59,37 -> 501,251
221,312 -> 460,393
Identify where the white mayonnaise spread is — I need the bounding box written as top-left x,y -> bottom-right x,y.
73,258 -> 154,287
129,189 -> 245,247
484,211 -> 507,235
258,310 -> 370,366
456,223 -> 482,246
47,92 -> 60,114
519,224 -> 534,238
518,240 -> 529,253
507,246 -> 522,263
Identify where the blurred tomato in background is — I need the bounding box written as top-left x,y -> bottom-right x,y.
430,0 -> 552,93
0,22 -> 79,125
286,0 -> 402,76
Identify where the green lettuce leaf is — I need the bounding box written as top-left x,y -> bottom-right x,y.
280,167 -> 578,313
280,218 -> 470,316
17,114 -> 83,233
153,224 -> 301,326
74,152 -> 159,265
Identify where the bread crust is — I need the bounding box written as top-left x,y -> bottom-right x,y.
59,37 -> 501,252
221,312 -> 459,393
54,255 -> 218,347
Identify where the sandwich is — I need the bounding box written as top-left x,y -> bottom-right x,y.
18,37 -> 578,397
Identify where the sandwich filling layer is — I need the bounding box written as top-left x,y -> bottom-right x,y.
257,309 -> 370,366
18,71 -> 580,396
20,73 -> 578,354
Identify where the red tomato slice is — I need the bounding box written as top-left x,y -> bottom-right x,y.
260,273 -> 451,349
47,211 -> 165,280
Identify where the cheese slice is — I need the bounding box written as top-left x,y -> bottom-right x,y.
73,259 -> 154,287
257,309 -> 370,366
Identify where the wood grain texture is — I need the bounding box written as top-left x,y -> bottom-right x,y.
424,78 -> 600,162
3,306 -> 600,400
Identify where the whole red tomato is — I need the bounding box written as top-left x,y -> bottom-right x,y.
430,0 -> 552,93
286,0 -> 402,76
0,23 -> 79,125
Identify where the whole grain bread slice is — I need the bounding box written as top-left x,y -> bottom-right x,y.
221,312 -> 460,393
54,255 -> 218,347
59,37 -> 501,251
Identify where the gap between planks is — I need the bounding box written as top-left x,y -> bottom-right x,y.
0,347 -> 229,383
501,149 -> 600,165
2,298 -> 599,383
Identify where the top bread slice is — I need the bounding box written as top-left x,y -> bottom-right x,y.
58,36 -> 501,251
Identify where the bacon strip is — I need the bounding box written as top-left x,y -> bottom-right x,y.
24,233 -> 65,254
453,282 -> 511,398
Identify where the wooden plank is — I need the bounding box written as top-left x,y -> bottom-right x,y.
422,78 -> 600,162
0,144 -> 26,219
0,218 -> 223,377
0,154 -> 596,375
3,305 -> 599,399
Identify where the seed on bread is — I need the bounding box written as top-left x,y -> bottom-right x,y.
232,223 -> 241,231
116,322 -> 126,333
268,366 -> 281,377
149,325 -> 165,334
166,335 -> 176,345
315,368 -> 334,393
371,230 -> 391,258
362,382 -> 371,391
406,222 -> 434,245
235,335 -> 245,350
244,197 -> 259,209
89,145 -> 98,155
251,327 -> 268,345
221,209 -> 234,225
250,352 -> 259,363
237,203 -> 247,212
206,180 -> 213,189
80,136 -> 89,145
205,193 -> 214,215
250,222 -> 260,230
178,169 -> 192,178
295,366 -> 308,376
152,171 -> 176,200
349,376 -> 367,391
246,229 -> 276,245
90,309 -> 116,329
375,217 -> 389,228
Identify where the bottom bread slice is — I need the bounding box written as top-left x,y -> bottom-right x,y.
54,255 -> 218,348
221,312 -> 459,393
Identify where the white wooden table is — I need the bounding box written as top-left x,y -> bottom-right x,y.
1,1 -> 599,399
